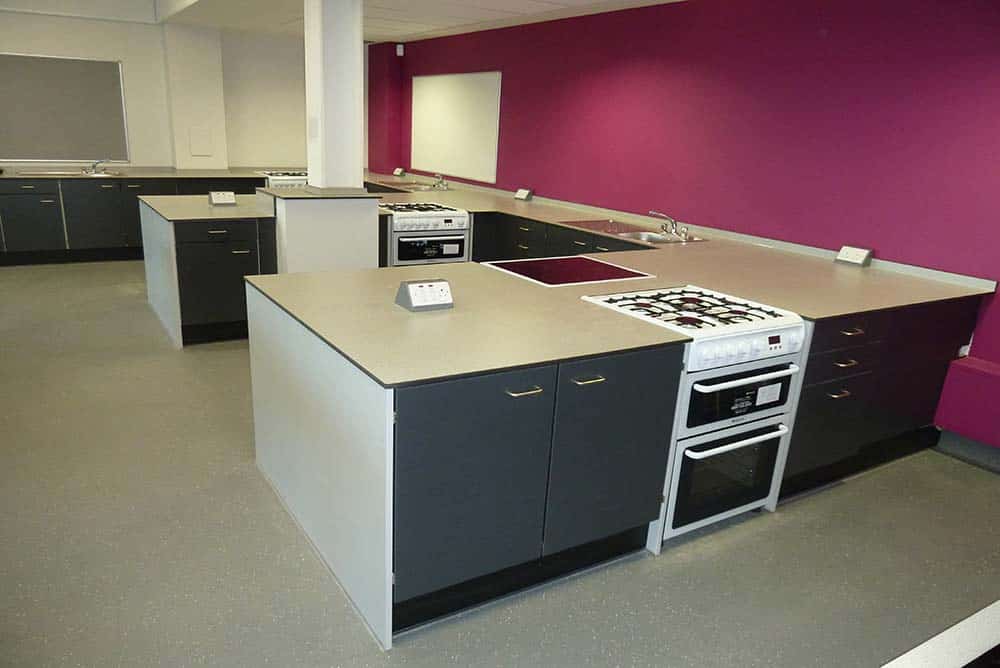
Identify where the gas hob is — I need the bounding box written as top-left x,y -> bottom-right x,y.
583,285 -> 805,370
381,202 -> 470,231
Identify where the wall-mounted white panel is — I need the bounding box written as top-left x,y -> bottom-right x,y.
411,71 -> 501,184
0,0 -> 156,23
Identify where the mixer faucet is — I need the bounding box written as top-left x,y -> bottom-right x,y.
648,210 -> 679,237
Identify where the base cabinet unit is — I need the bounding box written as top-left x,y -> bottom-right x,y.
0,195 -> 66,251
176,178 -> 265,196
120,179 -> 177,247
543,347 -> 682,555
782,297 -> 981,495
392,345 -> 681,610
61,180 -> 124,249
393,365 -> 557,602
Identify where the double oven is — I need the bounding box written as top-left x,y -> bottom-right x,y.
656,342 -> 806,543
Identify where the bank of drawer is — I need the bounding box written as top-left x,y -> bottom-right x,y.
804,342 -> 884,386
174,220 -> 257,243
0,180 -> 60,195
810,312 -> 889,353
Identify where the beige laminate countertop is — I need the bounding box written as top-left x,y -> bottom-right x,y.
247,236 -> 991,387
139,195 -> 274,221
259,186 -> 380,199
1,167 -> 273,180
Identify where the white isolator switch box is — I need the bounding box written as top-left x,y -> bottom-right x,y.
835,245 -> 873,266
395,279 -> 454,311
209,191 -> 237,206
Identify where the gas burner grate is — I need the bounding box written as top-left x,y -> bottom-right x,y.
590,286 -> 790,331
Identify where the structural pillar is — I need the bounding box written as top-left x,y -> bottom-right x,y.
304,0 -> 365,189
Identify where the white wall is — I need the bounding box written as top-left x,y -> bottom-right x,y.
221,30 -> 306,168
0,0 -> 156,23
0,10 -> 173,166
163,23 -> 229,169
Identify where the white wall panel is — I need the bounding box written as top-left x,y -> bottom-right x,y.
411,71 -> 501,184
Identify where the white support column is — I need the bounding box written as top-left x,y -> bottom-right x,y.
304,0 -> 365,189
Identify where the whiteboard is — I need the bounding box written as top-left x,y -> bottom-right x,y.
411,72 -> 501,184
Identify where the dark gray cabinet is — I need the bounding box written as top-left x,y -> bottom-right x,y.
394,365 -> 558,602
177,237 -> 259,326
176,177 -> 265,195
61,180 -> 124,248
543,347 -> 682,555
783,297 -> 980,493
120,179 -> 177,247
545,224 -> 595,256
0,195 -> 65,251
472,213 -> 648,262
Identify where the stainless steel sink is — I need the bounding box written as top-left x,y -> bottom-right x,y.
376,180 -> 449,191
617,231 -> 705,244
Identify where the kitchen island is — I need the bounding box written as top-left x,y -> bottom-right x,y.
140,195 -> 276,347
246,235 -> 991,649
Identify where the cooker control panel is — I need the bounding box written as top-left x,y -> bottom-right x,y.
690,326 -> 805,371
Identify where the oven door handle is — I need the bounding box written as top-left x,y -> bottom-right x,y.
684,425 -> 790,460
692,364 -> 800,393
398,235 -> 466,243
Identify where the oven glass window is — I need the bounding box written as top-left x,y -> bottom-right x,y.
672,424 -> 781,529
687,364 -> 792,429
397,237 -> 466,262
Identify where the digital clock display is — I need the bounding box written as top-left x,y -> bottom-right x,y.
768,335 -> 781,345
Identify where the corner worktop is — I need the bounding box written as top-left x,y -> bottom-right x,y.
246,233 -> 991,388
0,167 -> 273,180
139,194 -> 274,221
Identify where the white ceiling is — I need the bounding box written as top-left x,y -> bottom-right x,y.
164,0 -> 683,43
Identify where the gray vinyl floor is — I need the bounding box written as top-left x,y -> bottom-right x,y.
2,260 -> 999,668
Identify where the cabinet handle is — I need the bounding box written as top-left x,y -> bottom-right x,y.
208,230 -> 229,235
834,359 -> 859,368
20,185 -> 35,189
517,244 -> 530,250
101,184 -> 115,189
518,226 -> 531,232
827,389 -> 853,400
573,240 -> 588,247
505,385 -> 543,398
840,327 -> 865,337
595,246 -> 610,252
127,184 -> 143,189
231,249 -> 251,255
572,375 -> 606,386
39,199 -> 56,203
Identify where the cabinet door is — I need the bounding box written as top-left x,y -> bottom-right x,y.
394,365 -> 557,602
61,180 -> 124,248
120,179 -> 177,247
0,195 -> 65,251
544,346 -> 682,555
176,241 -> 259,325
545,224 -> 594,256
471,213 -> 500,262
783,373 -> 875,480
257,220 -> 277,275
590,236 -> 648,253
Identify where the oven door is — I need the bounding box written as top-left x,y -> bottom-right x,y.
680,357 -> 800,437
392,233 -> 468,266
664,416 -> 789,539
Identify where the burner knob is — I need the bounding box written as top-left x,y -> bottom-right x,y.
738,342 -> 750,358
725,344 -> 737,359
700,347 -> 714,364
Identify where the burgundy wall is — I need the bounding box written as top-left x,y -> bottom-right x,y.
368,0 -> 1000,444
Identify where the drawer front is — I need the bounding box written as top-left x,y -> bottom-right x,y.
810,312 -> 889,353
0,179 -> 60,195
804,342 -> 884,386
174,220 -> 257,243
591,235 -> 648,253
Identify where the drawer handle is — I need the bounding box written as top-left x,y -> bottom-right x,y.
518,226 -> 531,232
207,230 -> 229,235
20,185 -> 35,189
595,246 -> 610,252
573,240 -> 588,247
572,375 -> 606,386
505,385 -> 543,398
231,250 -> 251,255
840,327 -> 865,337
827,389 -> 853,400
517,244 -> 530,250
40,199 -> 56,203
834,359 -> 860,368
127,184 -> 143,189
101,184 -> 115,189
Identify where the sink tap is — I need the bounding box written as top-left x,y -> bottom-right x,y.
648,210 -> 679,238
86,159 -> 109,175
432,173 -> 448,190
